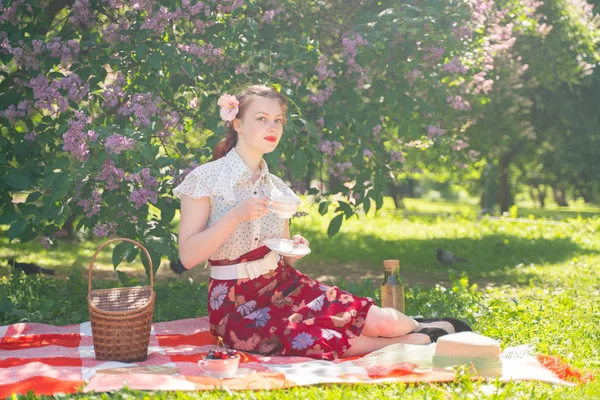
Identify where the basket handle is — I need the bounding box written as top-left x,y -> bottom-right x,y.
88,237 -> 154,293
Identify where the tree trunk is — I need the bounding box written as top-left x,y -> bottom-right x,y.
498,156 -> 512,214
538,185 -> 547,208
552,186 -> 569,207
387,183 -> 404,209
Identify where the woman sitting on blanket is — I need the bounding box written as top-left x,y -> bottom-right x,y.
174,84 -> 472,360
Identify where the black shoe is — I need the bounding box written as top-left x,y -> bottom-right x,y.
412,327 -> 449,343
413,317 -> 473,333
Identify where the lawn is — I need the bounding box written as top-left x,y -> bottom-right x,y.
1,198 -> 599,399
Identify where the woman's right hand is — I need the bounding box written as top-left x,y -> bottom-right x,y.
231,197 -> 270,222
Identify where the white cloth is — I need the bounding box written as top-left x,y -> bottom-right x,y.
173,148 -> 299,261
209,252 -> 281,280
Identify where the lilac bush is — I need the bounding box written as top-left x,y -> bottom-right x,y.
0,0 -> 551,273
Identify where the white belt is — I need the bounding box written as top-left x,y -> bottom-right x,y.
209,252 -> 281,280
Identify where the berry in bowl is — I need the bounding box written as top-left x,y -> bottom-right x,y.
198,349 -> 241,378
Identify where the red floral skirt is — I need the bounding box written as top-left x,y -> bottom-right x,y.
207,246 -> 375,360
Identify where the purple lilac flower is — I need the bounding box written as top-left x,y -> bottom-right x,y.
316,55 -> 336,80
78,190 -> 102,217
97,159 -> 125,191
309,84 -> 335,107
130,188 -> 158,209
404,69 -> 424,86
63,111 -> 90,161
443,57 -> 468,74
447,95 -> 471,111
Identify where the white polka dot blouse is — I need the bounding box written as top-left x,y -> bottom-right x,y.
173,148 -> 299,261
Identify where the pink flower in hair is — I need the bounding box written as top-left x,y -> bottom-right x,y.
217,93 -> 239,121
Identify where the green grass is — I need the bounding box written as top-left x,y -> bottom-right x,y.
1,198 -> 599,399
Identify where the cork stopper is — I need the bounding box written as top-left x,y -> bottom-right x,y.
383,259 -> 400,271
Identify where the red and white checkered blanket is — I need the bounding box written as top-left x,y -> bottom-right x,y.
0,317 -> 578,397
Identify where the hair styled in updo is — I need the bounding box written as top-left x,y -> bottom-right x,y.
212,85 -> 288,161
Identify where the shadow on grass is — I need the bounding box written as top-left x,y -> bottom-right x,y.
296,230 -> 599,288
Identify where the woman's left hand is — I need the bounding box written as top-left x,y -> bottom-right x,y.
291,234 -> 310,250
284,235 -> 310,266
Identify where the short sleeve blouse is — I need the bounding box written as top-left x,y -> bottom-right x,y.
173,148 -> 299,261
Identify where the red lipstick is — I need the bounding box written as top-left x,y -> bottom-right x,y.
264,136 -> 277,143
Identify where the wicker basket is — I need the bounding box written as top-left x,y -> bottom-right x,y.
87,238 -> 156,362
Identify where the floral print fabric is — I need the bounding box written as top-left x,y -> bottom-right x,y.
208,247 -> 375,360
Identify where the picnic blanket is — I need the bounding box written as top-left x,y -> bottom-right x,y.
0,317 -> 592,397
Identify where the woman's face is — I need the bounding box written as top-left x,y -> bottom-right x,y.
235,97 -> 284,154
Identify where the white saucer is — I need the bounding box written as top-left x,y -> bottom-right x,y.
199,367 -> 256,379
264,238 -> 311,257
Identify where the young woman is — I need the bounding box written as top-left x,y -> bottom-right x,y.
174,85 -> 471,360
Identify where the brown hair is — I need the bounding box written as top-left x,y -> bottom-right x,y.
212,85 -> 288,160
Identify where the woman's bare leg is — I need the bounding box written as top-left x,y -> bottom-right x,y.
344,333 -> 431,357
360,306 -> 419,338
360,306 -> 458,338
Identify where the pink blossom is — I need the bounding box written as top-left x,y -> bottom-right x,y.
217,93 -> 239,121
452,139 -> 469,151
235,64 -> 249,75
404,69 -> 424,86
309,84 -> 334,107
468,150 -> 481,161
372,125 -> 382,135
427,125 -> 446,139
262,9 -> 280,23
316,117 -> 325,128
316,56 -> 336,80
24,131 -> 38,141
390,151 -> 405,163
363,149 -> 373,158
189,97 -> 198,108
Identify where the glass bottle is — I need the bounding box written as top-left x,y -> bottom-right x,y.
380,259 -> 405,313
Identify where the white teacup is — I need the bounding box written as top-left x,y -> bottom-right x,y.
269,195 -> 300,219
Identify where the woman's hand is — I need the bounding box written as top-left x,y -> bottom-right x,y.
291,234 -> 310,249
231,197 -> 270,222
283,234 -> 310,266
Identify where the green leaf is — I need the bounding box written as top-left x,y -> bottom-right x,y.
140,144 -> 158,162
0,209 -> 18,224
144,235 -> 171,255
117,271 -> 130,287
135,42 -> 149,60
149,52 -> 162,70
336,201 -> 354,218
318,201 -> 331,215
3,169 -> 32,190
327,213 -> 344,238
26,192 -> 42,203
141,246 -> 161,279
363,196 -> 371,215
112,241 -> 135,270
8,219 -> 27,242
291,149 -> 307,180
158,198 -> 176,224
